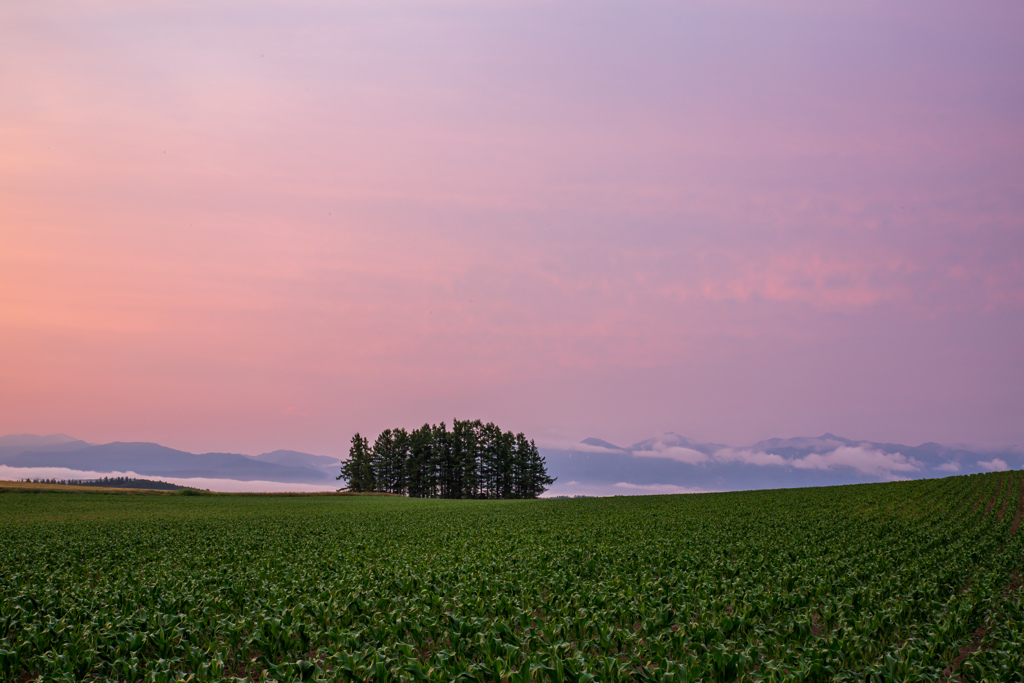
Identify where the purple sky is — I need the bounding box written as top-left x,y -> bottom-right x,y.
1,0 -> 1022,456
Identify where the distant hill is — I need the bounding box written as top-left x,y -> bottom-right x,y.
0,434 -> 94,458
0,434 -> 83,448
0,439 -> 338,484
252,450 -> 341,476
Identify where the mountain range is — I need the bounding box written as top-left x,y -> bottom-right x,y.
0,434 -> 341,485
0,432 -> 1019,494
540,432 -> 1021,496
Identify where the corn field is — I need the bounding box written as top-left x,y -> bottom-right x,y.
1,471 -> 1023,682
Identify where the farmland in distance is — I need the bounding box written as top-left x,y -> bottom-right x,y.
1,472 -> 1023,681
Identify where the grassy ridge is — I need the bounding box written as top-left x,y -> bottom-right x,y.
0,480 -> 397,499
1,473 -> 1023,681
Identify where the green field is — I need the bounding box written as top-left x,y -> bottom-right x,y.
2,472 -> 1023,682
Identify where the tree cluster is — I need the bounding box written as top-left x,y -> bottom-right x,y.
20,477 -> 203,491
338,419 -> 555,499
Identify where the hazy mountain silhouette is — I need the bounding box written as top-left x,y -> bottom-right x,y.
579,438 -> 626,451
0,434 -> 83,447
251,450 -> 341,476
749,433 -> 853,453
0,434 -> 93,456
0,440 -> 335,484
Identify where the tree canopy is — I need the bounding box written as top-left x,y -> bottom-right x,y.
338,419 -> 554,499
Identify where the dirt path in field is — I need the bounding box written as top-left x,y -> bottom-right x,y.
941,625 -> 990,683
941,624 -> 988,682
942,562 -> 1024,682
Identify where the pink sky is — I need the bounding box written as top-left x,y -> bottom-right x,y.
2,0 -> 1023,456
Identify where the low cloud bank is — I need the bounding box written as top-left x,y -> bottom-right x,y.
633,443 -> 924,477
542,480 -> 708,498
612,482 -> 707,495
714,448 -> 788,467
0,466 -> 338,493
633,445 -> 709,465
789,446 -> 921,477
979,458 -> 1009,472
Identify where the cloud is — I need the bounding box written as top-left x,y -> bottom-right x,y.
632,445 -> 710,464
571,443 -> 626,454
713,448 -> 788,466
612,482 -> 707,495
978,458 -> 1009,472
599,441 -> 930,482
703,444 -> 922,478
789,446 -> 921,477
536,437 -> 626,453
540,480 -> 708,498
692,444 -> 923,478
935,461 -> 960,472
0,466 -> 336,493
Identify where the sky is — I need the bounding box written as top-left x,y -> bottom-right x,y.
2,0 -> 1023,458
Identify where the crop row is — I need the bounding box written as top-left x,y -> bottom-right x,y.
1,471 -> 1022,681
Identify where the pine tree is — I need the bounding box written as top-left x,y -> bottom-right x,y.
338,433 -> 373,492
478,422 -> 502,499
373,429 -> 395,494
391,428 -> 410,495
519,434 -> 555,498
407,424 -> 435,498
497,429 -> 515,499
434,422 -> 456,499
358,434 -> 377,491
452,419 -> 482,498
